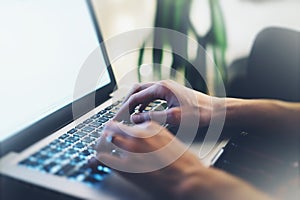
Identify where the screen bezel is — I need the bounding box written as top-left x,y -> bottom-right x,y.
0,0 -> 117,157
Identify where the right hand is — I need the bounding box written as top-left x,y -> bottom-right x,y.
114,80 -> 217,128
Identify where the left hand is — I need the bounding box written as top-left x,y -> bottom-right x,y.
90,120 -> 208,199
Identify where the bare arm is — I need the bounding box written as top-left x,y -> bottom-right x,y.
223,98 -> 300,137
115,80 -> 300,137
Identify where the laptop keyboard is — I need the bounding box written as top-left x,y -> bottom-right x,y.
19,99 -> 168,185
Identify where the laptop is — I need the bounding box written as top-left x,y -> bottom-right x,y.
3,1 -> 296,199
0,0 -> 167,199
0,0 -> 246,199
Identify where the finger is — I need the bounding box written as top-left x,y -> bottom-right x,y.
115,86 -> 157,121
122,82 -> 155,104
110,134 -> 138,152
105,120 -> 164,140
94,123 -> 134,152
131,107 -> 181,126
103,121 -> 133,138
104,121 -> 146,140
94,132 -> 115,153
114,84 -> 167,121
94,128 -> 127,151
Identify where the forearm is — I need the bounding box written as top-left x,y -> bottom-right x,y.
224,98 -> 300,136
176,166 -> 273,200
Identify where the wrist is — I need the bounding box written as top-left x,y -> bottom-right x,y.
224,97 -> 247,128
174,165 -> 213,200
223,98 -> 289,132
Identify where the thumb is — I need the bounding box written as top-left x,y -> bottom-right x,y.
131,107 -> 181,126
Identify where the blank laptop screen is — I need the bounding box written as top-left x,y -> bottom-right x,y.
0,0 -> 111,142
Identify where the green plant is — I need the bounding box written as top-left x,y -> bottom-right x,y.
137,0 -> 227,93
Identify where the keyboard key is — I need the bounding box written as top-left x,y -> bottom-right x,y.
75,123 -> 85,129
67,128 -> 77,134
57,142 -> 71,150
57,154 -> 69,162
89,121 -> 102,128
103,113 -> 114,119
95,127 -> 103,132
82,136 -> 95,144
97,118 -> 109,124
36,152 -> 50,159
59,133 -> 70,140
153,100 -> 162,104
40,145 -> 53,153
144,106 -> 152,111
109,110 -> 117,115
96,165 -> 111,174
108,111 -> 116,115
71,156 -> 85,164
55,164 -> 76,176
46,148 -> 61,156
160,102 -> 168,108
79,150 -> 91,157
90,131 -> 101,138
65,136 -> 80,144
90,114 -> 99,120
83,119 -> 93,124
86,144 -> 96,154
147,102 -> 156,107
97,110 -> 106,115
31,152 -> 51,161
91,113 -> 101,120
65,149 -> 79,157
154,102 -> 168,111
43,162 -> 58,172
89,143 -> 96,149
73,131 -> 87,138
81,126 -> 95,133
74,142 -> 85,150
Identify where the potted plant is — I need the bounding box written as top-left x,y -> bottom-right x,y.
137,0 -> 227,94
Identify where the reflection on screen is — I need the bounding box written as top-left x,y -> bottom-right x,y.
0,0 -> 111,141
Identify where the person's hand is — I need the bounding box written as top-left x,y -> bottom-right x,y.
90,120 -> 206,199
91,120 -> 202,199
90,120 -> 272,200
114,80 -> 219,128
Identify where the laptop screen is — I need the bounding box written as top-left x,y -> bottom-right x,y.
0,0 -> 111,142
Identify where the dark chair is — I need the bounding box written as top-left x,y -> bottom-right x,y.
228,27 -> 300,102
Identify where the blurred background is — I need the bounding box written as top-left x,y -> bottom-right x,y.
91,0 -> 300,96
